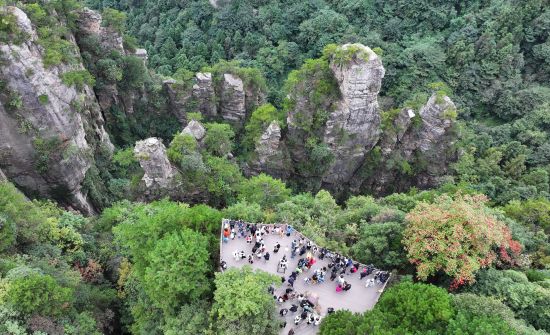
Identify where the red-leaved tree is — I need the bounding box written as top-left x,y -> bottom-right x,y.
403,194 -> 521,288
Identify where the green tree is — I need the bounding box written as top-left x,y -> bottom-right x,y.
319,310 -> 363,335
0,182 -> 47,245
162,301 -> 210,335
446,311 -> 516,335
243,103 -> 284,151
0,213 -> 15,253
467,269 -> 550,332
503,198 -> 550,234
4,273 -> 73,317
211,266 -> 280,335
238,173 -> 291,209
223,201 -> 265,223
204,123 -> 235,157
102,8 -> 126,34
143,229 -> 211,312
359,282 -> 453,334
452,293 -> 545,334
350,222 -> 407,269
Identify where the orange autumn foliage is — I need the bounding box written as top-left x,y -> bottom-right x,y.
403,194 -> 521,287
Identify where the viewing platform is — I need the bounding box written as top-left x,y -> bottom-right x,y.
219,219 -> 389,335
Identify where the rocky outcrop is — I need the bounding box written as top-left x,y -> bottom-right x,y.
355,93 -> 457,194
192,73 -> 217,118
0,6 -> 112,214
181,120 -> 206,141
250,121 -> 289,178
219,73 -> 246,128
134,48 -> 148,65
77,8 -> 124,53
134,138 -> 176,189
76,8 -> 126,115
322,44 -> 385,187
163,79 -> 193,125
0,168 -> 6,182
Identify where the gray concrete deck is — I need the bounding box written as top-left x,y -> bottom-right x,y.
220,221 -> 386,335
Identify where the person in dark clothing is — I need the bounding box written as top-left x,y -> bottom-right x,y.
343,283 -> 352,291
330,272 -> 337,281
264,252 -> 270,261
289,304 -> 298,312
288,329 -> 295,335
288,276 -> 295,287
280,308 -> 288,316
360,268 -> 368,279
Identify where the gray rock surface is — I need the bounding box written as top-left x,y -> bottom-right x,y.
322,44 -> 385,186
134,138 -> 176,189
134,48 -> 148,65
77,8 -> 124,53
181,120 -> 206,141
361,93 -> 457,194
255,121 -> 282,165
0,7 -> 112,214
192,72 -> 217,118
163,79 -> 193,125
220,73 -> 246,128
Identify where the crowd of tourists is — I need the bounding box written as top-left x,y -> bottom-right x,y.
221,219 -> 390,333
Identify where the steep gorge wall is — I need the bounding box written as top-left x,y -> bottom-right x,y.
251,43 -> 459,197
0,6 -> 112,214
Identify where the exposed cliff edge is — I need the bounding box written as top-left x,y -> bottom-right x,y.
0,3 -> 457,210
251,43 -> 458,197
0,6 -> 113,214
322,44 -> 385,187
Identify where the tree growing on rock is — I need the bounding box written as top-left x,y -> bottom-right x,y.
403,194 -> 521,287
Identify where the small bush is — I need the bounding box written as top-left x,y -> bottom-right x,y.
38,94 -> 49,105
102,8 -> 126,34
61,70 -> 95,90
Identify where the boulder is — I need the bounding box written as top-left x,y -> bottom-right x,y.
134,138 -> 176,189
181,120 -> 206,141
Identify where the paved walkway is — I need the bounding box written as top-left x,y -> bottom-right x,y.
220,221 -> 387,335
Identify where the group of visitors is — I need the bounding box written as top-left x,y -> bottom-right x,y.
271,287 -> 322,333
220,219 -> 391,333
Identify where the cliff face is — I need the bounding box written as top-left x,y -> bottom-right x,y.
253,43 -> 458,196
354,93 -> 458,195
322,44 -> 385,187
0,7 -> 112,214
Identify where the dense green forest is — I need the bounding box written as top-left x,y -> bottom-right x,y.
86,0 -> 550,203
1,0 -> 549,334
